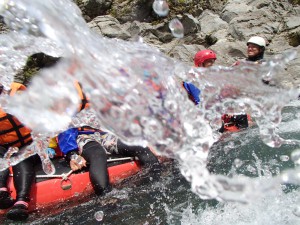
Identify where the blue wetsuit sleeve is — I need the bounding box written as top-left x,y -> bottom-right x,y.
57,128 -> 79,155
183,82 -> 201,105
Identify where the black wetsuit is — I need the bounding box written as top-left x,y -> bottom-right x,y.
80,141 -> 109,195
65,139 -> 161,196
246,53 -> 264,63
116,140 -> 161,184
0,146 -> 40,202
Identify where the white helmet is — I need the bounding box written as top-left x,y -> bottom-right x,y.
247,36 -> 266,48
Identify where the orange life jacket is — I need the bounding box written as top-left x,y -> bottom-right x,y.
9,82 -> 27,96
0,83 -> 32,148
0,108 -> 32,148
74,81 -> 90,112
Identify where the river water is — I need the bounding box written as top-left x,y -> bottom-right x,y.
23,101 -> 298,225
0,0 -> 299,224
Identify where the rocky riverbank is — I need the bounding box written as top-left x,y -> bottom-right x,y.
1,0 -> 300,88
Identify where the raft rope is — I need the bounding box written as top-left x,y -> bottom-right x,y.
36,170 -> 73,179
9,157 -> 134,179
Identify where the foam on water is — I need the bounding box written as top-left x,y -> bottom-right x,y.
0,0 -> 299,215
177,189 -> 300,225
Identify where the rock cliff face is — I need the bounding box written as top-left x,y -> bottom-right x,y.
82,0 -> 300,88
1,0 -> 299,88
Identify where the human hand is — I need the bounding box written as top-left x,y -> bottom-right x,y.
69,154 -> 87,171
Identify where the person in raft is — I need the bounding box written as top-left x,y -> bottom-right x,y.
47,81 -> 161,196
181,49 -> 250,133
182,49 -> 217,105
53,126 -> 161,196
233,36 -> 267,66
0,82 -> 41,221
219,36 -> 268,133
232,36 -> 271,85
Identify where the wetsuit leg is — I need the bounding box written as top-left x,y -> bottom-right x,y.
81,141 -> 110,195
116,140 -> 161,182
12,154 -> 40,202
0,147 -> 9,188
116,140 -> 160,167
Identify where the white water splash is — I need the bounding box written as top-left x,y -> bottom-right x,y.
0,0 -> 299,206
0,135 -> 55,175
94,210 -> 104,221
176,189 -> 300,225
0,33 -> 62,89
291,149 -> 300,165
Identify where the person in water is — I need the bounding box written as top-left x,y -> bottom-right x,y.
182,49 -> 217,105
0,82 -> 40,221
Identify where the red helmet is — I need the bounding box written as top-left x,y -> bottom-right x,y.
194,50 -> 217,67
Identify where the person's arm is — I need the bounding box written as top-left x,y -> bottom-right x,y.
183,82 -> 201,105
57,128 -> 86,171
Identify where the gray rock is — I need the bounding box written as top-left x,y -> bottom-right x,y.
228,9 -> 281,41
285,16 -> 300,30
198,10 -> 228,35
110,0 -> 153,23
88,15 -> 131,40
164,43 -> 204,65
210,39 -> 247,66
181,14 -> 200,35
221,0 -> 254,23
82,0 -> 112,20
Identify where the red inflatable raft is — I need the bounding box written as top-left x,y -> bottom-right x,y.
1,157 -> 141,213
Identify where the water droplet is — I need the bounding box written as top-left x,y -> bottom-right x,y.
292,206 -> 300,217
130,123 -> 142,136
291,149 -> 300,165
70,154 -> 83,165
247,165 -> 256,174
169,18 -> 184,38
234,158 -> 243,168
150,203 -> 154,209
94,210 -> 104,221
152,0 -> 169,17
164,99 -> 178,113
238,102 -> 246,110
279,155 -> 289,162
227,141 -> 235,148
132,35 -> 144,43
42,158 -> 56,175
